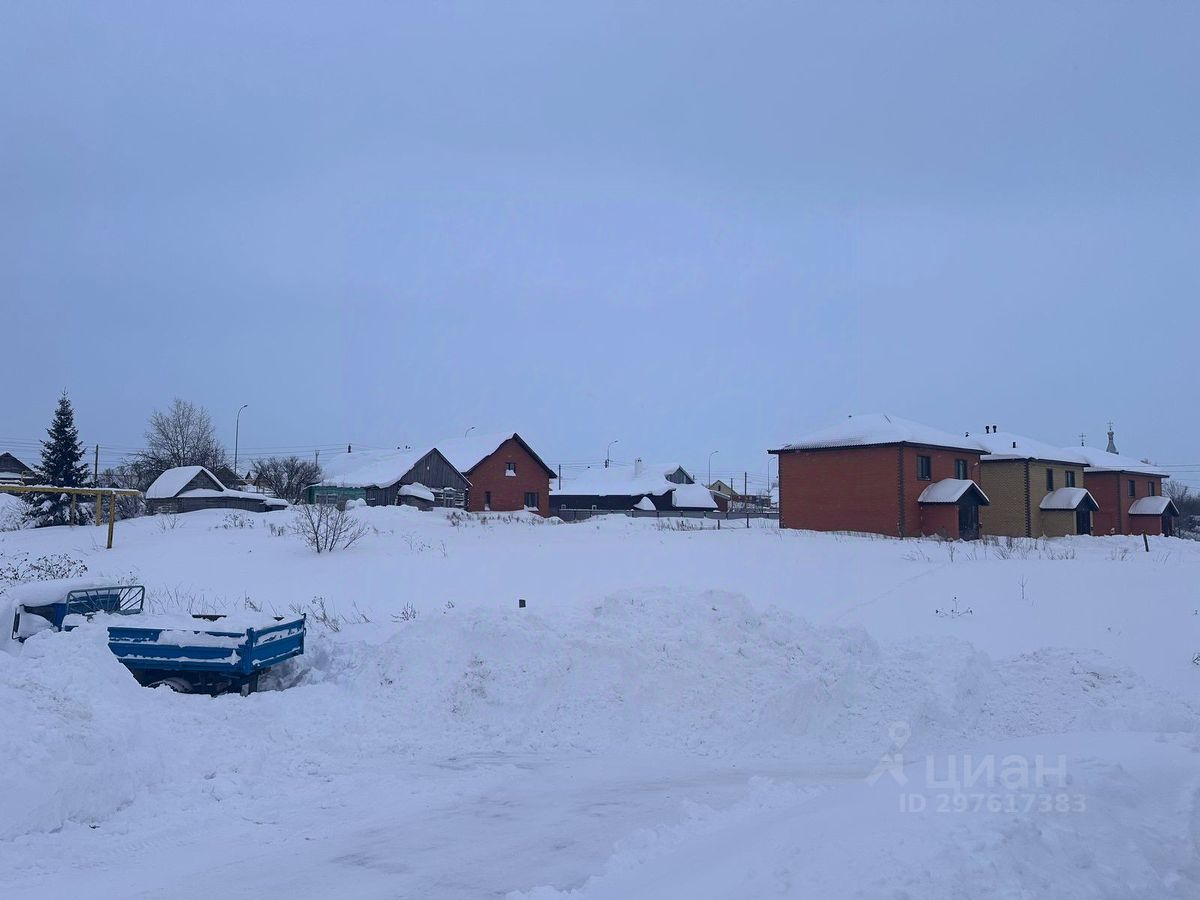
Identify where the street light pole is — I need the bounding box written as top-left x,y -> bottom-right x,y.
465,425 -> 476,438
234,404 -> 249,475
605,439 -> 619,468
708,449 -> 719,487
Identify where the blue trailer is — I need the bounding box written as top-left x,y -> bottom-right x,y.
10,583 -> 305,696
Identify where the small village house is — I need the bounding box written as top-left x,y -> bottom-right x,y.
0,452 -> 37,485
1071,429 -> 1177,536
307,446 -> 468,508
972,427 -> 1098,537
770,414 -> 989,540
551,460 -> 718,514
146,466 -> 289,514
435,432 -> 555,516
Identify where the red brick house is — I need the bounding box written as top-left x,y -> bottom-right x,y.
1071,442 -> 1177,536
770,414 -> 990,539
436,432 -> 555,516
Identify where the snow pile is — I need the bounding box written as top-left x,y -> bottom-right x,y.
0,624 -> 167,839
303,589 -> 1195,760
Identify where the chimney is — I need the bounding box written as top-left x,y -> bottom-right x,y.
1012,441 -> 1017,449
347,444 -> 352,453
634,457 -> 644,478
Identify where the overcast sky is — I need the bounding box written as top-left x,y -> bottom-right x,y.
2,2 -> 1197,489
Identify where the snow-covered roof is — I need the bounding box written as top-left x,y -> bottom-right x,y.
1128,496 -> 1179,516
551,462 -> 691,498
1070,446 -> 1169,477
671,482 -> 718,510
398,482 -> 435,502
975,431 -> 1088,465
435,432 -> 555,477
145,466 -> 216,500
1039,487 -> 1098,511
774,414 -> 985,454
917,479 -> 990,505
316,447 -> 432,489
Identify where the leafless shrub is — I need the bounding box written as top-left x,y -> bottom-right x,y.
934,597 -> 973,618
289,595 -> 371,631
0,552 -> 88,585
291,503 -> 369,553
393,602 -> 419,622
156,512 -> 182,533
902,548 -> 932,562
217,512 -> 254,530
1109,547 -> 1130,562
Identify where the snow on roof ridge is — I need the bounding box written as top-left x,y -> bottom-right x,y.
975,430 -> 1088,464
774,413 -> 985,453
1070,445 -> 1169,477
145,465 -> 215,500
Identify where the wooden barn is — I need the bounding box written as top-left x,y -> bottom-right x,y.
307,446 -> 468,508
146,466 -> 289,515
0,452 -> 36,485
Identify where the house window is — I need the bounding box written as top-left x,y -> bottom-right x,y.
1128,479 -> 1136,498
524,491 -> 539,509
505,462 -> 517,477
484,490 -> 492,510
1148,481 -> 1156,496
1065,470 -> 1076,487
954,459 -> 968,480
1045,469 -> 1054,491
917,456 -> 932,481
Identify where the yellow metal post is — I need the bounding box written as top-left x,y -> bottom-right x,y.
96,490 -> 103,525
70,494 -> 77,525
106,491 -> 116,550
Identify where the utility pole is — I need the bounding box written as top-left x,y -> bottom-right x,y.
94,445 -> 101,525
558,464 -> 562,490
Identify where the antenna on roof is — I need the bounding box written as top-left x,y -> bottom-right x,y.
1078,432 -> 1086,446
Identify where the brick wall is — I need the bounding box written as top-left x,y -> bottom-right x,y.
979,459 -> 1089,537
979,460 -> 1030,537
464,437 -> 551,516
777,444 -> 983,538
1085,470 -> 1165,535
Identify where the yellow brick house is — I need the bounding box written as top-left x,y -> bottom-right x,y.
972,428 -> 1099,537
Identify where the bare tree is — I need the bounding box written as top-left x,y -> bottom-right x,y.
1165,481 -> 1200,517
291,503 -> 369,553
99,464 -> 147,518
252,456 -> 322,504
135,399 -> 228,485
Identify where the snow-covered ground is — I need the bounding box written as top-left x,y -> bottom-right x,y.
2,508 -> 1198,898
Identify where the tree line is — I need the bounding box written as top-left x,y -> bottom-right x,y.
16,393 -> 321,527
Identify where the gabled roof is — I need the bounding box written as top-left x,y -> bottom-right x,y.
145,466 -> 221,499
773,414 -> 985,454
917,479 -> 990,505
552,462 -> 691,498
1039,487 -> 1098,511
316,447 -> 435,489
1070,446 -> 1169,477
1128,496 -> 1179,516
975,431 -> 1087,465
435,432 -> 556,478
0,451 -> 34,473
670,482 -> 719,510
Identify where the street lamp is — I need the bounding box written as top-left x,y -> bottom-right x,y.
605,439 -> 619,468
465,425 -> 476,438
708,449 -> 719,487
234,404 -> 249,475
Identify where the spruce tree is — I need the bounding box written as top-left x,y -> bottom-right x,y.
26,391 -> 91,527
